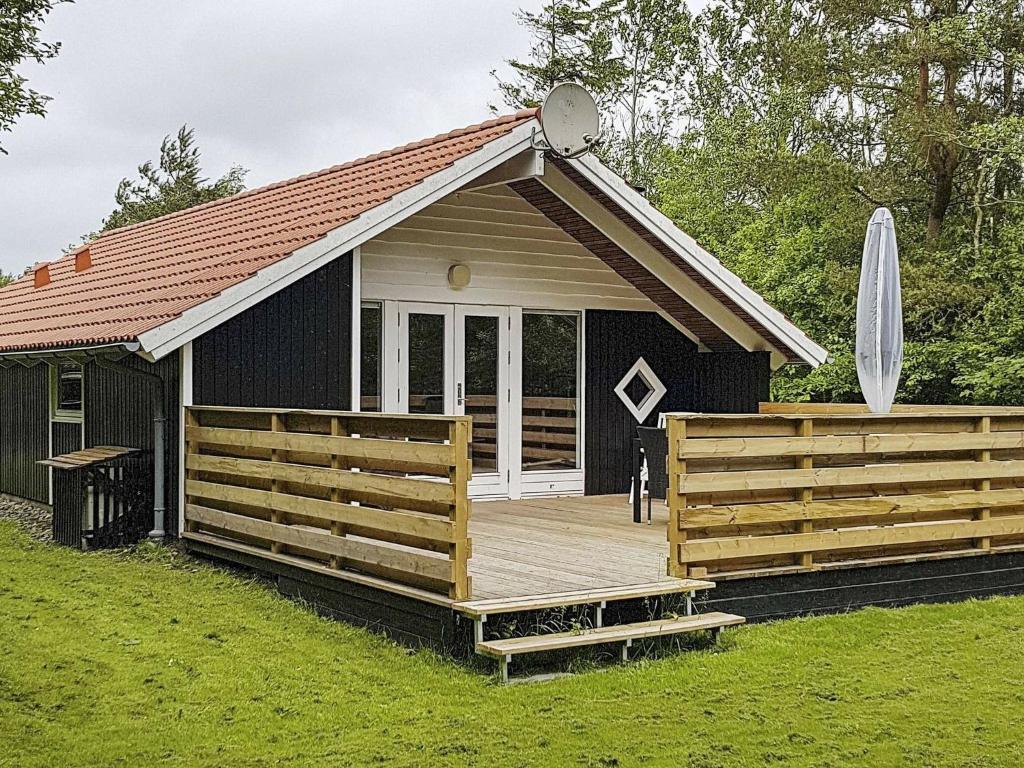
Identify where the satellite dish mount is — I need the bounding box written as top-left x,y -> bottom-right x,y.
533,83 -> 601,159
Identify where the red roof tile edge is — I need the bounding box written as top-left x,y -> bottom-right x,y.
95,108 -> 540,240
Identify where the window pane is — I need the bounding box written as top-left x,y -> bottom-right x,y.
464,315 -> 499,474
521,313 -> 578,471
408,313 -> 446,415
57,361 -> 82,413
360,304 -> 382,412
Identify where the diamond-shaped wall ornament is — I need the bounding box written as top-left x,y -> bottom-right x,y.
614,357 -> 667,423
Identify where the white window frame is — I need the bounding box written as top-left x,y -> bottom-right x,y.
355,300 -> 588,500
614,357 -> 667,423
455,305 -> 511,498
357,299 -> 384,413
517,309 -> 585,498
50,360 -> 84,423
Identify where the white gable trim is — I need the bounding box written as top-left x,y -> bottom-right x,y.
137,121 -> 540,361
567,154 -> 828,367
135,115 -> 823,367
539,162 -> 774,360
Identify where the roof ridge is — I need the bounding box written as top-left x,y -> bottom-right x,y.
86,108 -> 539,245
0,106 -> 550,354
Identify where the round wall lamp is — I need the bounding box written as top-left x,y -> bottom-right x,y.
448,263 -> 471,289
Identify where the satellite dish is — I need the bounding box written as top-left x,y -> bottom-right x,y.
539,83 -> 600,158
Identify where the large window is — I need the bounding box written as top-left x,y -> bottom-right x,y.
51,360 -> 83,420
360,302 -> 382,411
521,312 -> 579,472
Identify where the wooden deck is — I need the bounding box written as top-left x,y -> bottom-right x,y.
467,494 -> 672,600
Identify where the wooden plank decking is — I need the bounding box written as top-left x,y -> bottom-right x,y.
467,494 -> 672,600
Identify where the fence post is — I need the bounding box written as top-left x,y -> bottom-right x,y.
184,408 -> 198,534
666,416 -> 687,578
797,418 -> 814,568
448,418 -> 472,600
270,413 -> 284,555
329,415 -> 347,569
974,415 -> 992,551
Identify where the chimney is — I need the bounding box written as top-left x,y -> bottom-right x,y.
75,247 -> 92,272
33,263 -> 50,288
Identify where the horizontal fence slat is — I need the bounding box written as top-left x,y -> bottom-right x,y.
187,425 -> 455,474
186,479 -> 454,544
186,453 -> 455,510
185,504 -> 454,582
683,487 -> 1024,528
182,531 -> 454,606
758,402 -> 1024,416
184,406 -> 471,600
680,515 -> 1024,562
678,431 -> 1024,459
677,459 -> 1024,494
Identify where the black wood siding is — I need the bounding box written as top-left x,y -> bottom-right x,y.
193,254 -> 353,409
689,351 -> 773,413
0,364 -> 50,503
584,310 -> 770,495
50,420 -> 83,521
84,352 -> 180,536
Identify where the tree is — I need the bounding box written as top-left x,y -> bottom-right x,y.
496,0 -> 693,189
493,0 -> 620,110
496,0 -> 1024,405
0,271 -> 13,288
660,0 -> 1024,402
602,0 -> 693,190
100,125 -> 247,232
0,0 -> 68,154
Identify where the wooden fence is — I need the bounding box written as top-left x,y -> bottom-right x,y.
182,406 -> 472,600
666,409 -> 1024,578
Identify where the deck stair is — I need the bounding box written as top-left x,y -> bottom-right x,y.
455,579 -> 744,682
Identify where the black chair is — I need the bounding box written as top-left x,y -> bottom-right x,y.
632,426 -> 668,524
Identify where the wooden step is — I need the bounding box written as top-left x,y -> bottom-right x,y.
477,612 -> 745,658
455,579 -> 716,618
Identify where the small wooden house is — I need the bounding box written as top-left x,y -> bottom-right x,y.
0,109 -> 840,662
0,108 -> 825,518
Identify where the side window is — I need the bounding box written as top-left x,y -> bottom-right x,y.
360,302 -> 382,412
51,361 -> 83,420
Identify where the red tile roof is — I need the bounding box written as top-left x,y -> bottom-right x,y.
0,109 -> 538,354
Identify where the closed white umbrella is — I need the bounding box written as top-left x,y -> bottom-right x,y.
856,207 -> 903,413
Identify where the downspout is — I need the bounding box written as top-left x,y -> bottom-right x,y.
94,356 -> 166,540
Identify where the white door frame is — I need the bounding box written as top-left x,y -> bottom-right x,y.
375,300 -> 585,500
455,305 -> 510,497
394,302 -> 455,415
517,309 -> 585,498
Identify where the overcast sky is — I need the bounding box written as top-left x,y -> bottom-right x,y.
0,0 -> 539,275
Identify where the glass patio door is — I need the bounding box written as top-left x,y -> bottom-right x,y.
397,303 -> 454,416
455,306 -> 510,497
393,302 -> 510,497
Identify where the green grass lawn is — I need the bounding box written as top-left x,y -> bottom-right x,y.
2,520 -> 1023,768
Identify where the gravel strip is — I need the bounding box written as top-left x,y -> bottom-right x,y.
0,495 -> 53,542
